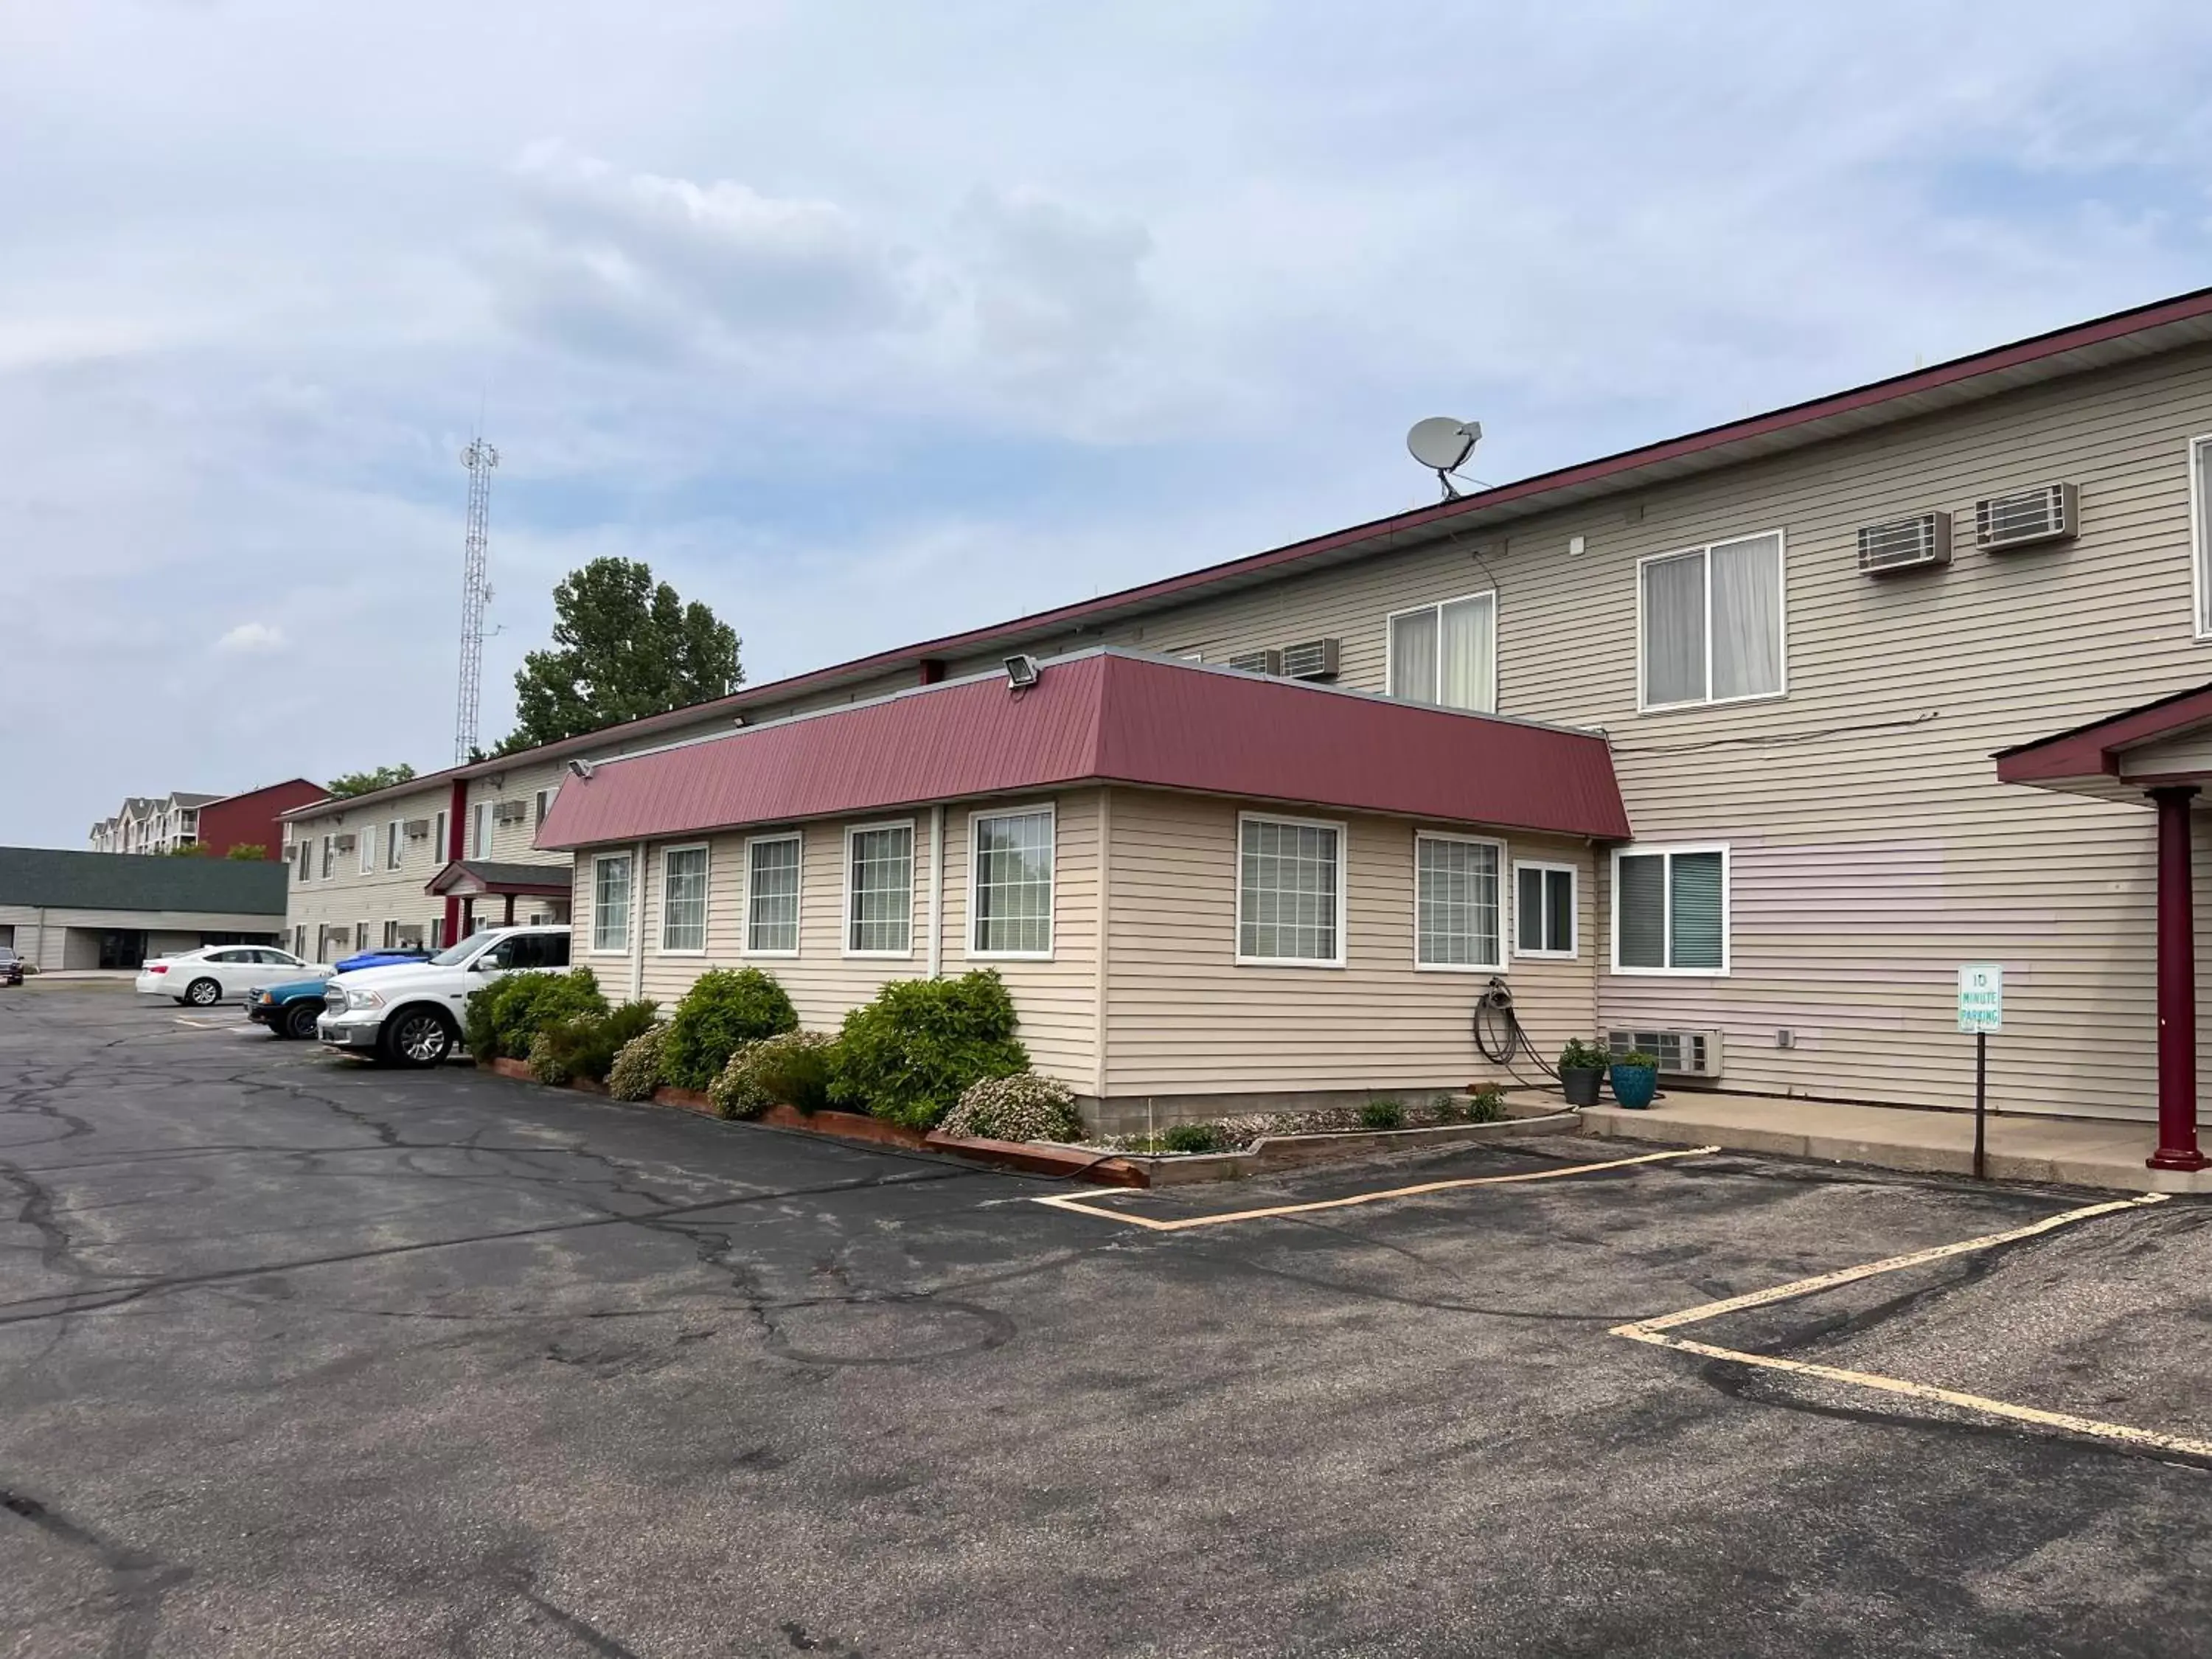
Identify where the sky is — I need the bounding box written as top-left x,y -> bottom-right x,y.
5,1 -> 2212,848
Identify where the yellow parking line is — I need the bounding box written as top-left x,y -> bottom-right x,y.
1032,1145 -> 1719,1231
1612,1192 -> 2211,1458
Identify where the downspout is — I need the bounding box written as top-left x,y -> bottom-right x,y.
1093,788 -> 1111,1111
630,839 -> 647,1002
928,804 -> 946,978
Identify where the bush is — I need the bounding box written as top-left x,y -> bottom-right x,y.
1161,1122 -> 1225,1155
1557,1037 -> 1611,1072
939,1072 -> 1082,1144
1467,1083 -> 1508,1124
607,1024 -> 669,1102
1616,1048 -> 1658,1069
465,967 -> 607,1061
827,970 -> 1028,1130
1359,1099 -> 1407,1130
708,1030 -> 838,1119
528,1000 -> 658,1085
662,969 -> 799,1091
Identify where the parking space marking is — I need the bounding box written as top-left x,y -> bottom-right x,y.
1032,1145 -> 1719,1231
170,1017 -> 246,1032
1611,1192 -> 2212,1460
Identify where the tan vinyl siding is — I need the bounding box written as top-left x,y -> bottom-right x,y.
1100,788 -> 1596,1098
1038,344 -> 2212,1119
282,783 -> 457,949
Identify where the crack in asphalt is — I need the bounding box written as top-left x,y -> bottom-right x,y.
0,1486 -> 194,1659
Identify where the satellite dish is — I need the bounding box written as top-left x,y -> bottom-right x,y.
1406,417 -> 1478,472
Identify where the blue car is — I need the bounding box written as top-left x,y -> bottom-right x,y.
332,946 -> 436,975
246,977 -> 334,1040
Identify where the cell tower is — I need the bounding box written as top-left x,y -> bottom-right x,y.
454,437 -> 499,763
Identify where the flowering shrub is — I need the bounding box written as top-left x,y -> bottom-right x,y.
607,1024 -> 669,1102
709,1030 -> 838,1120
938,1071 -> 1082,1144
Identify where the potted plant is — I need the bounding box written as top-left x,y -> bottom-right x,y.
1557,1039 -> 1610,1107
1609,1048 -> 1660,1110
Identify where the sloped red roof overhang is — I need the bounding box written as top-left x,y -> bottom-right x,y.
1995,679 -> 2212,792
537,651 -> 1630,849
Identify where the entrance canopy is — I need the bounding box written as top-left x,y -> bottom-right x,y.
1994,679 -> 2212,802
425,860 -> 573,901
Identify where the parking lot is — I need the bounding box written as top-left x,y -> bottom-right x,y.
5,983 -> 2212,1658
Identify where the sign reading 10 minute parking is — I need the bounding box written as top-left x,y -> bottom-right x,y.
1957,963 -> 2003,1034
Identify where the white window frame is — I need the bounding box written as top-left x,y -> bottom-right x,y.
589,852 -> 634,956
358,825 -> 375,875
534,787 -> 553,828
1411,830 -> 1506,973
320,835 -> 335,880
842,819 -> 916,960
1609,843 -> 1731,977
386,818 -> 403,871
2191,434 -> 2212,640
1382,590 -> 1499,712
742,832 -> 804,959
1511,859 -> 1579,961
967,803 -> 1057,961
1234,810 -> 1349,970
656,843 -> 712,956
433,810 -> 448,863
471,801 -> 490,859
1635,530 -> 1789,713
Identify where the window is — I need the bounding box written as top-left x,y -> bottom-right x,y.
358,826 -> 375,875
591,854 -> 633,953
295,841 -> 310,883
2194,435 -> 2212,636
844,822 -> 914,956
1414,833 -> 1502,970
1237,813 -> 1345,966
320,835 -> 335,879
291,926 -> 306,957
970,807 -> 1054,958
386,819 -> 403,870
1514,861 -> 1577,959
433,810 -> 448,860
1612,845 -> 1729,975
471,802 -> 489,858
1639,532 -> 1786,709
1386,593 -> 1497,712
745,834 -> 802,956
660,845 -> 710,953
429,917 -> 445,950
534,787 -> 554,827
353,922 -> 369,951
382,921 -> 398,949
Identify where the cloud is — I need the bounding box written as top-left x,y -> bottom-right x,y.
213,621 -> 286,654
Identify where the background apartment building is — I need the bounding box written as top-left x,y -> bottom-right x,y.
90,781 -> 323,860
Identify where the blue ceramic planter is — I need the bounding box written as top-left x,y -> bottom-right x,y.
1609,1062 -> 1659,1110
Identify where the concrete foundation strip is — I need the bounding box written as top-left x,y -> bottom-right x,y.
1612,1192 -> 2212,1460
1030,1144 -> 1719,1231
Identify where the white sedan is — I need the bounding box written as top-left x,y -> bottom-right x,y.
136,946 -> 332,1007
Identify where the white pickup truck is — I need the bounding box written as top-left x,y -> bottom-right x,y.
316,924 -> 573,1066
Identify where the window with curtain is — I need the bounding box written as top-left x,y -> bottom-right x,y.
2196,437 -> 2212,635
1639,532 -> 1784,709
1613,846 -> 1728,973
359,826 -> 375,875
471,803 -> 489,858
1386,593 -> 1497,712
746,835 -> 801,955
1238,815 -> 1343,964
971,808 -> 1054,956
386,820 -> 403,870
591,854 -> 632,953
1514,863 -> 1576,957
1416,835 -> 1502,969
846,824 -> 914,955
661,846 -> 709,953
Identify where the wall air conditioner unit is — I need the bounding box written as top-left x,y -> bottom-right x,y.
1975,482 -> 2077,552
1279,638 -> 1341,681
1225,649 -> 1283,675
332,833 -> 357,852
493,800 -> 529,824
403,818 -> 431,839
1856,512 -> 1950,576
1606,1029 -> 1725,1079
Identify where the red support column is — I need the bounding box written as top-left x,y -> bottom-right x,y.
2149,785 -> 2207,1172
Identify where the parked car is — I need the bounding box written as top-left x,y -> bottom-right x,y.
333,945 -> 437,974
136,945 -> 331,1007
317,925 -> 571,1067
0,947 -> 23,987
245,977 -> 332,1040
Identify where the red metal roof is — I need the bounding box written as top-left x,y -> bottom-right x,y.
1995,679 -> 2212,793
536,651 -> 1630,849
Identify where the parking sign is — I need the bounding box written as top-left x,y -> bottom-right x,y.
1958,963 -> 2003,1034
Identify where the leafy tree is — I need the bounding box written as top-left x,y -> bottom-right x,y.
327,763 -> 417,799
502,558 -> 742,752
224,844 -> 270,861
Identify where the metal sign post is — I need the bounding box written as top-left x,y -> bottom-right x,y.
1957,964 -> 2004,1180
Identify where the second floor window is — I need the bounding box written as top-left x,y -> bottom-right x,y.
1387,593 -> 1496,712
471,803 -> 489,858
1640,532 -> 1785,709
320,836 -> 335,880
2194,435 -> 2212,636
386,819 -> 403,870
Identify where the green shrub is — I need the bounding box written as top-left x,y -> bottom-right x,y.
939,1072 -> 1082,1144
710,1030 -> 838,1119
1616,1048 -> 1658,1069
1432,1093 -> 1465,1123
1359,1099 -> 1407,1130
607,1024 -> 669,1102
528,1000 -> 658,1085
1161,1122 -> 1225,1155
1467,1083 -> 1508,1124
465,967 -> 607,1061
662,968 -> 798,1091
827,970 -> 1028,1130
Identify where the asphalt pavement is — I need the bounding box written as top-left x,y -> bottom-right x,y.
4,983 -> 2211,1658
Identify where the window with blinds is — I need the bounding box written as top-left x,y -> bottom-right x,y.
845,823 -> 914,956
1613,846 -> 1728,973
660,846 -> 709,953
745,835 -> 801,956
2195,437 -> 2212,637
591,853 -> 633,953
1415,834 -> 1502,970
970,808 -> 1054,958
1639,532 -> 1785,709
1237,815 -> 1344,965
